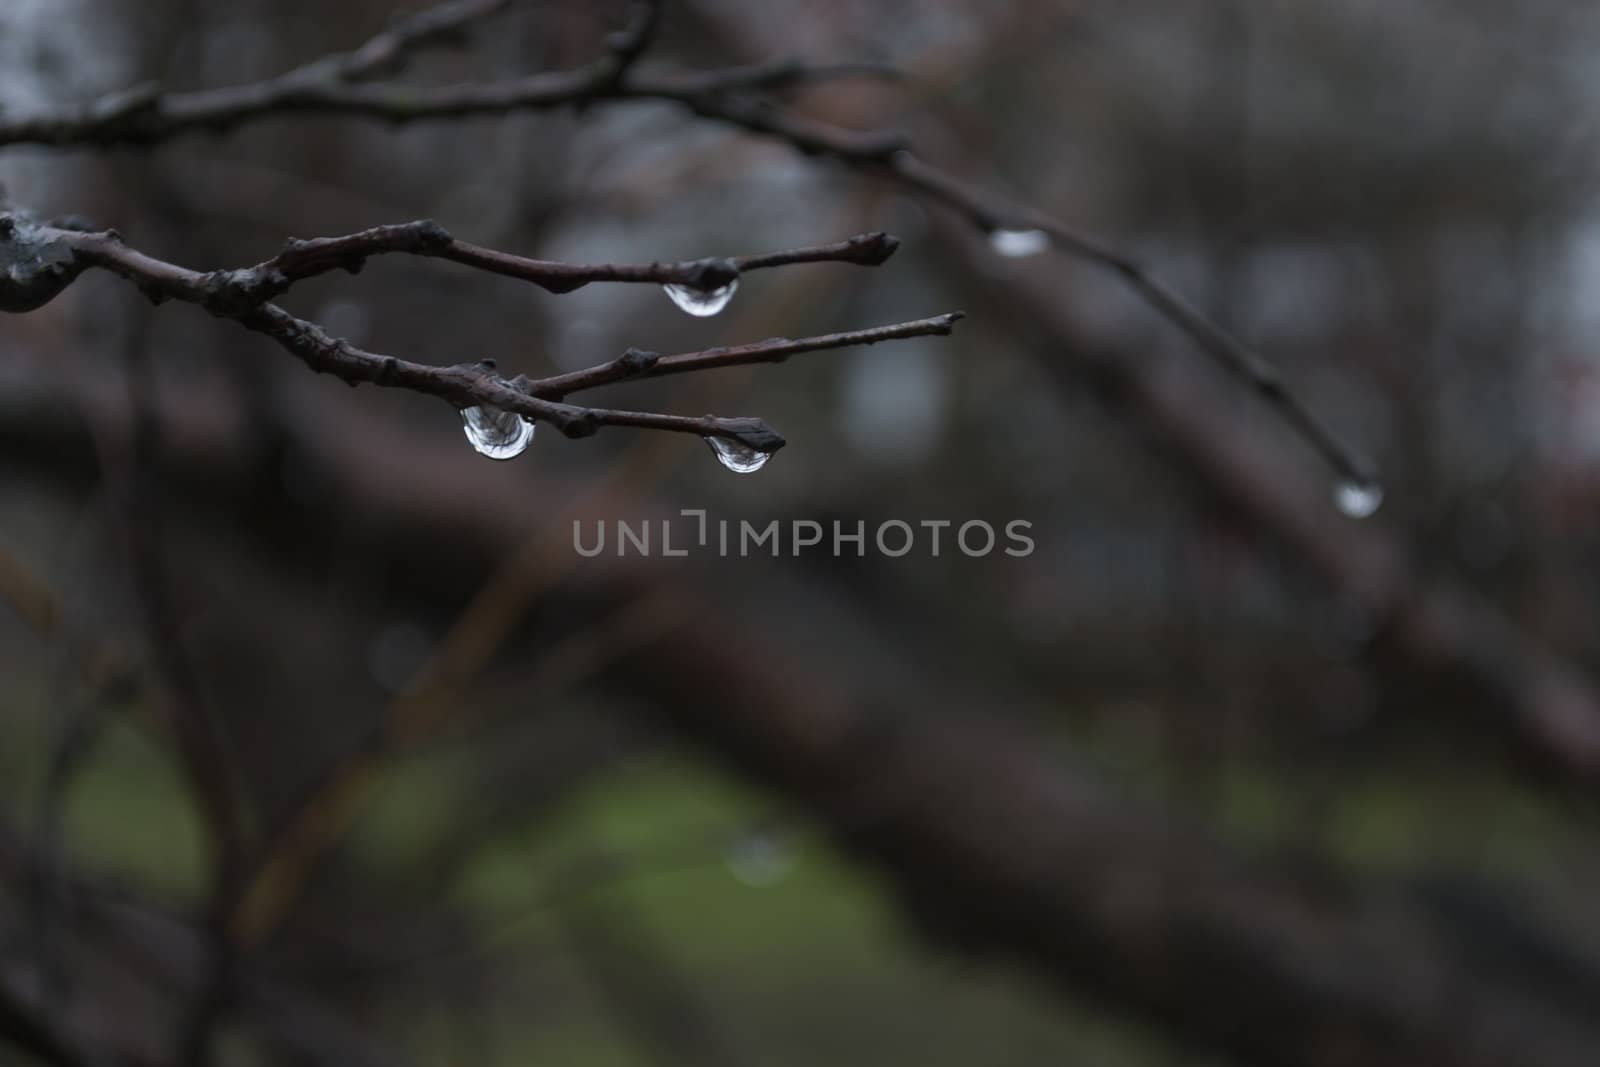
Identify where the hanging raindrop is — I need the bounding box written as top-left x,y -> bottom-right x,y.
461,404 -> 535,460
1333,480 -> 1383,519
706,435 -> 770,473
724,828 -> 798,888
989,228 -> 1050,258
663,277 -> 739,317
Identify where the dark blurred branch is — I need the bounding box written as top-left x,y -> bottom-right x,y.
0,539 -> 59,638
7,547 -> 139,1003
0,0 -> 514,147
0,969 -> 101,1067
0,73 -> 895,157
0,214 -> 956,454
105,319 -> 248,862
107,309 -> 247,1067
0,5 -> 873,149
308,0 -> 511,83
227,591 -> 689,952
644,56 -> 902,95
636,85 -> 907,160
6,372 -> 1600,1066
0,821 -> 411,1067
635,609 -> 1600,1067
601,0 -> 665,85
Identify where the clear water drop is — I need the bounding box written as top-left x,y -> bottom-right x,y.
989,228 -> 1050,258
1334,480 -> 1383,519
461,404 -> 535,460
663,277 -> 739,317
707,435 -> 770,473
724,828 -> 797,888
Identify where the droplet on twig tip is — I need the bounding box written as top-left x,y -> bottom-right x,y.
989,228 -> 1050,258
1333,479 -> 1383,519
707,435 -> 770,473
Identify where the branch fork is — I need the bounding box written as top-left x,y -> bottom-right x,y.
0,208 -> 958,457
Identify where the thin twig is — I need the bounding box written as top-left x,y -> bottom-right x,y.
883,153 -> 1377,485
318,0 -> 511,83
240,221 -> 898,296
0,44 -> 888,149
602,0 -> 666,85
642,57 -> 902,95
529,313 -> 963,397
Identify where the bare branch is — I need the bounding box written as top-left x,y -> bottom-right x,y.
230,303 -> 790,451
0,216 -> 953,454
529,313 -> 964,397
630,85 -> 908,160
602,0 -> 666,85
0,68 -> 606,146
0,968 -> 99,1067
641,57 -> 902,96
0,0 -> 522,146
317,0 -> 511,83
243,220 -> 898,296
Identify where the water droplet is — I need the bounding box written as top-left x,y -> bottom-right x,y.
989,228 -> 1050,258
663,277 -> 738,317
707,435 -> 770,473
461,404 -> 535,460
1334,480 -> 1383,519
724,828 -> 797,888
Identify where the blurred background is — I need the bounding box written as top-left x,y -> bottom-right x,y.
7,1 -> 1600,1064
